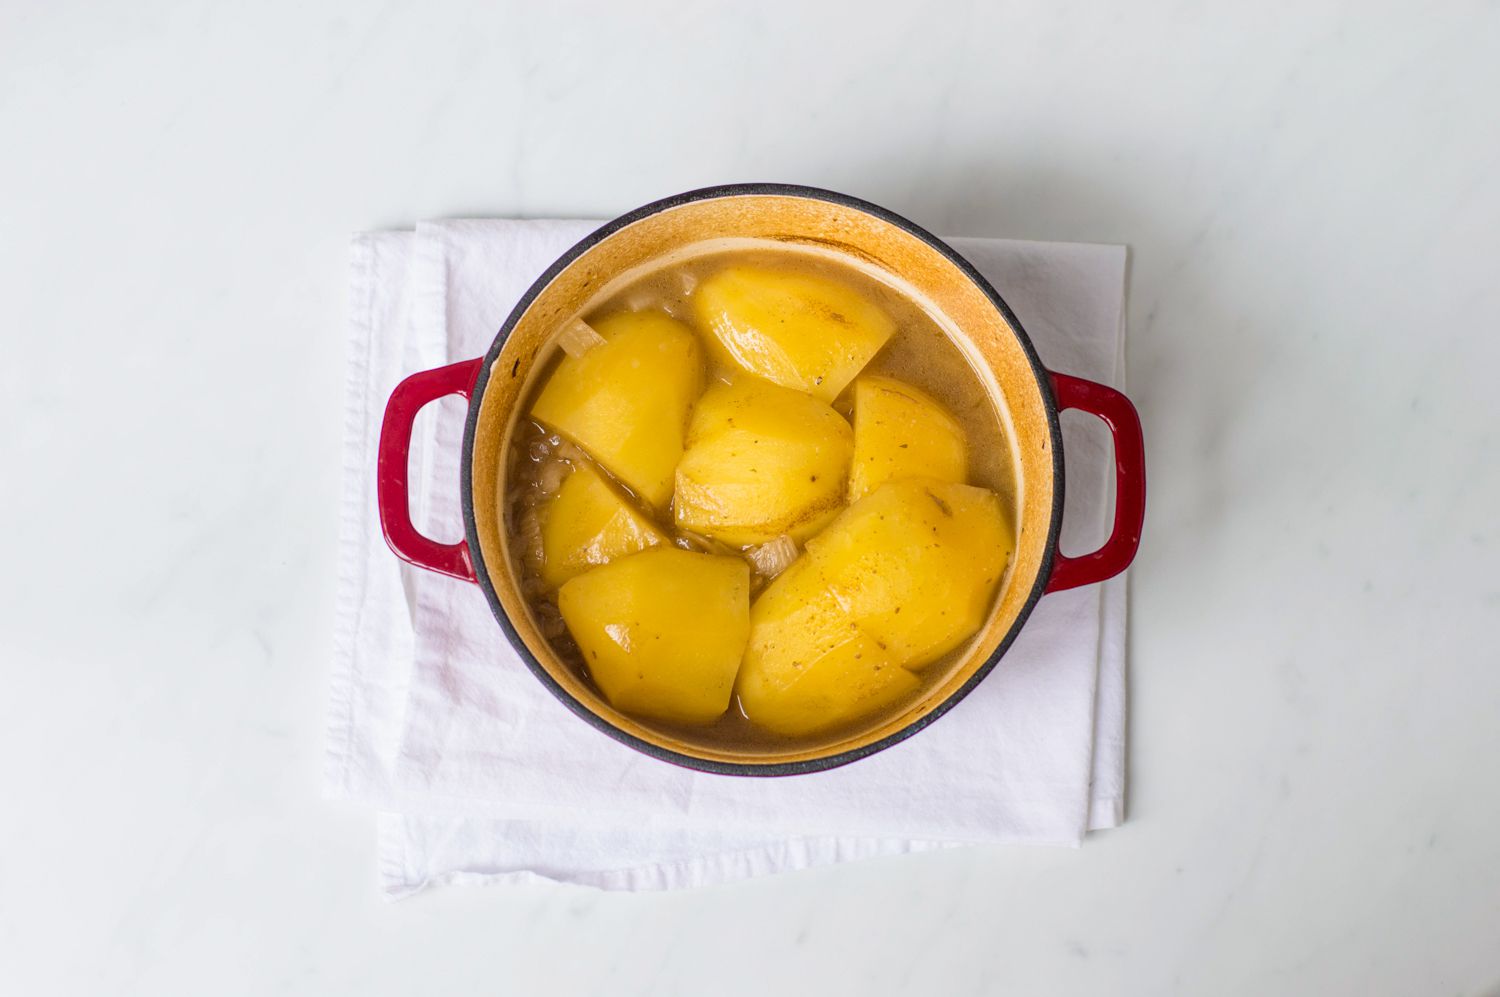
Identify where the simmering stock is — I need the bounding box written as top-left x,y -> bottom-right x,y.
503,248 -> 1016,748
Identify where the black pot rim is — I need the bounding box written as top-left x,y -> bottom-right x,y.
459,182 -> 1066,777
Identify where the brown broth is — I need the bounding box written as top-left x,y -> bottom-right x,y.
503,247 -> 1015,750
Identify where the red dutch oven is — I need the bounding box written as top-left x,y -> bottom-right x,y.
377,184 -> 1144,776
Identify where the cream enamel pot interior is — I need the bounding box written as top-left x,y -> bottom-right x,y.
376,184 -> 1145,776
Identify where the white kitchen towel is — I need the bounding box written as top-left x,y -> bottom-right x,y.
328,219 -> 1129,896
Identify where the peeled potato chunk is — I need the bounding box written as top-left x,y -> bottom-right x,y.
848,375 -> 968,501
735,478 -> 1009,736
735,559 -> 919,737
692,264 -> 895,402
539,462 -> 666,589
674,376 -> 853,547
530,310 -> 703,509
807,478 -> 1013,669
557,548 -> 749,725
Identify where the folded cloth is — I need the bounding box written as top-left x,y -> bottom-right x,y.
327,219 -> 1129,896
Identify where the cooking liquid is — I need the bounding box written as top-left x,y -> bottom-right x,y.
503,247 -> 1016,749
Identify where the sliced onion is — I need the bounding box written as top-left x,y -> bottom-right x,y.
747,534 -> 799,579
558,317 -> 606,359
535,458 -> 568,497
677,530 -> 711,552
622,288 -> 657,313
675,529 -> 731,556
535,601 -> 567,639
517,508 -> 544,571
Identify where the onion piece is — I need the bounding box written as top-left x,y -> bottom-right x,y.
675,529 -> 737,556
535,601 -> 567,639
535,458 -> 568,498
747,534 -> 799,579
558,318 -> 606,359
621,288 -> 656,313
517,508 -> 544,572
679,531 -> 712,553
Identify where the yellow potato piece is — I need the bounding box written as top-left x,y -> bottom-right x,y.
692,264 -> 896,402
848,375 -> 968,501
530,311 -> 703,509
807,478 -> 1013,668
557,548 -> 750,725
674,376 -> 853,547
539,462 -> 666,589
736,559 -> 919,737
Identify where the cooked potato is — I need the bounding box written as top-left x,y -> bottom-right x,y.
530,310 -> 703,509
848,375 -> 968,501
539,462 -> 666,589
735,559 -> 919,737
734,477 -> 1009,736
557,548 -> 749,725
674,376 -> 853,547
692,264 -> 895,402
807,478 -> 1012,668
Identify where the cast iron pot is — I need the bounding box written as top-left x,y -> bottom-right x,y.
376,183 -> 1145,776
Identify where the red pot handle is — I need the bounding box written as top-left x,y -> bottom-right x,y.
1045,372 -> 1146,593
376,358 -> 483,583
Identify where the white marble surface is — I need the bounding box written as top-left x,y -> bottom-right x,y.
2,1 -> 1498,993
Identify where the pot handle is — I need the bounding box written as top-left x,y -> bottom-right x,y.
376,358 -> 483,583
1045,372 -> 1146,593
